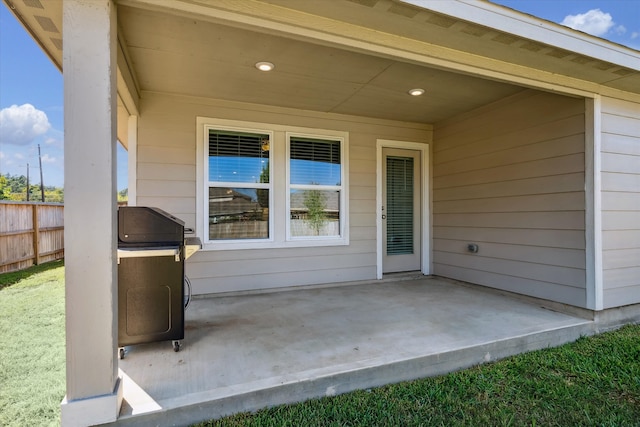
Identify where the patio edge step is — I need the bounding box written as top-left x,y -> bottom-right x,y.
107,319 -> 594,427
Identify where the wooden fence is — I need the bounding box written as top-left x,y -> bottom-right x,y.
0,201 -> 64,273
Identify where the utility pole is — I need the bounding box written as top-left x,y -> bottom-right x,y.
38,144 -> 45,202
26,163 -> 30,201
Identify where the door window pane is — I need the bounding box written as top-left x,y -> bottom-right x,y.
386,156 -> 414,255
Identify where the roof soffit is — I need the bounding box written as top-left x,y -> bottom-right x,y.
3,0 -> 63,70
253,0 -> 640,94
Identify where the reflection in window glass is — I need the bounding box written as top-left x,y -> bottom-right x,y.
289,189 -> 340,237
290,137 -> 341,186
288,135 -> 343,239
207,128 -> 271,241
209,187 -> 269,240
209,130 -> 270,183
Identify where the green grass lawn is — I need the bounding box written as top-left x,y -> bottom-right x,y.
0,261 -> 65,427
1,262 -> 639,427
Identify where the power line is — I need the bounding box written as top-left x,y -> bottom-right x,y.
26,163 -> 30,202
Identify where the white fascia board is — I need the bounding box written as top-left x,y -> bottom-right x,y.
402,0 -> 640,71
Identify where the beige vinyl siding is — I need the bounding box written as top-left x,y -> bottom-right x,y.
600,96 -> 640,309
432,90 -> 587,307
136,92 -> 431,295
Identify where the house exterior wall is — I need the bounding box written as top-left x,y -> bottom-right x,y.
432,90 -> 588,307
600,96 -> 640,309
136,92 -> 432,295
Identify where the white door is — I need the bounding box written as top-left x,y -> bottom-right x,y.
382,148 -> 421,273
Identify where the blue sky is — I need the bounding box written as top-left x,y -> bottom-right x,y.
0,3 -> 128,190
1,1 -> 639,190
492,0 -> 640,50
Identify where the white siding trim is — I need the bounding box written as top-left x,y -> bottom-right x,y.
196,117 -> 206,241
127,115 -> 137,206
585,96 -> 604,310
376,139 -> 430,279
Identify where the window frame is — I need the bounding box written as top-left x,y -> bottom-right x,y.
286,132 -> 347,242
197,117 -> 349,251
206,126 -> 274,243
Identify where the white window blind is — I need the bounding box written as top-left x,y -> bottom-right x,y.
386,156 -> 414,255
208,130 -> 270,183
290,137 -> 341,186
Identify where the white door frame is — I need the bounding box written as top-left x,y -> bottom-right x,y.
376,139 -> 430,279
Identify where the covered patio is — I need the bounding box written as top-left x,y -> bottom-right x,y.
4,1 -> 640,425
110,275 -> 598,426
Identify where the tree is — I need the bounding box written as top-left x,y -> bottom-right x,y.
0,176 -> 9,200
303,189 -> 327,236
118,188 -> 128,202
0,173 -> 64,202
45,187 -> 64,203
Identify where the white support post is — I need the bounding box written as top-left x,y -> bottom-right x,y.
60,0 -> 122,425
585,96 -> 603,311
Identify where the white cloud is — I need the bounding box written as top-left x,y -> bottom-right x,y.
41,153 -> 56,164
614,25 -> 627,36
0,151 -> 4,159
0,104 -> 51,146
632,32 -> 639,39
14,153 -> 24,160
561,9 -> 615,36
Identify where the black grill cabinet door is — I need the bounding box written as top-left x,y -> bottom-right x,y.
118,253 -> 184,347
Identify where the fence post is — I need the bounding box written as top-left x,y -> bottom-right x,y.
32,204 -> 40,265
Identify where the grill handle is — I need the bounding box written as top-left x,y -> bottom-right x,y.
117,247 -> 181,264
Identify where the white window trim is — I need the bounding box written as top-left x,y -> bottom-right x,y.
196,117 -> 349,251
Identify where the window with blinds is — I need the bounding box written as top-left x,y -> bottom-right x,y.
288,135 -> 343,238
207,129 -> 271,240
198,118 -> 348,248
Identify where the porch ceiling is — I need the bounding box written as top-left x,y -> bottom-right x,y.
5,0 -> 640,124
117,5 -> 524,123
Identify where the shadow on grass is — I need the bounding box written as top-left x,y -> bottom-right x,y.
0,259 -> 65,290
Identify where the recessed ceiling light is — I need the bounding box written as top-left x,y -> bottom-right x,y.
408,88 -> 425,96
255,61 -> 275,71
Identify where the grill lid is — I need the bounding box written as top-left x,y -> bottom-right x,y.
118,207 -> 184,247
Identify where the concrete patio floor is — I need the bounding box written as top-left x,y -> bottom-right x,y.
111,275 -> 597,426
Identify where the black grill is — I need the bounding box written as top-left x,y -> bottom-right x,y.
117,207 -> 199,358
